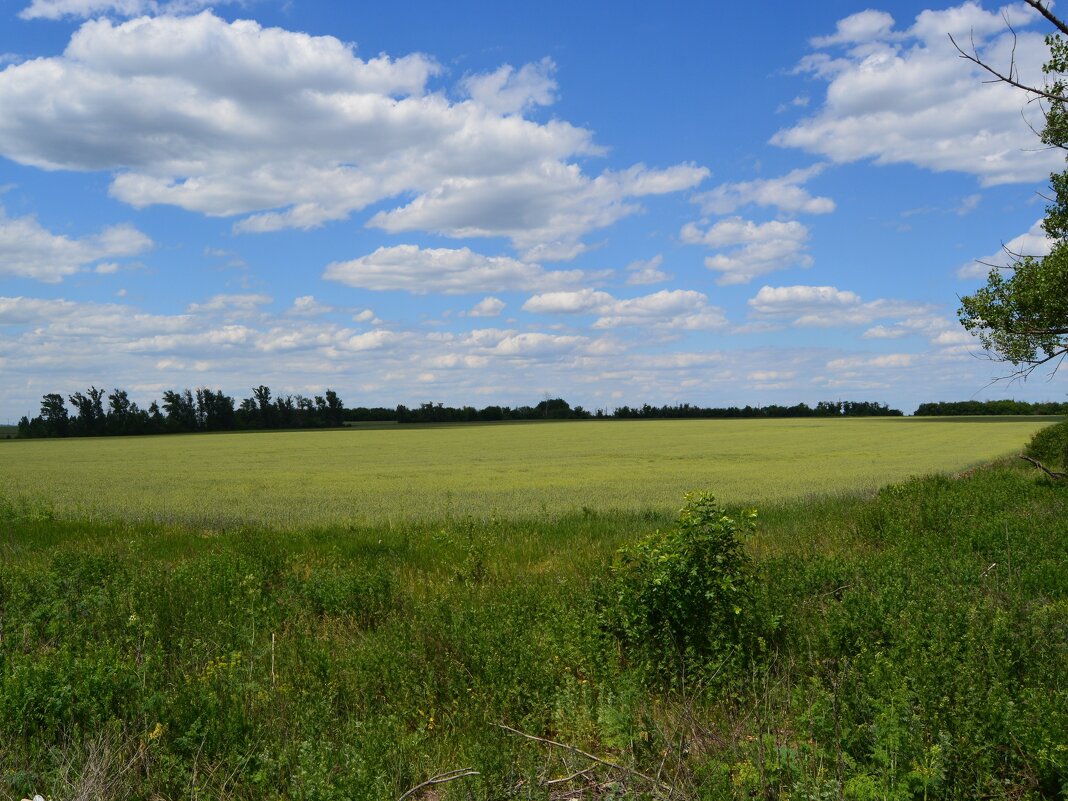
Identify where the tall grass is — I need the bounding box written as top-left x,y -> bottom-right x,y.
2,451 -> 1065,799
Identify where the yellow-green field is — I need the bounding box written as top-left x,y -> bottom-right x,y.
0,417 -> 1054,528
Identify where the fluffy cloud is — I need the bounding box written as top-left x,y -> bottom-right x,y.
523,288 -> 728,330
324,245 -> 602,295
0,296 -> 191,339
0,296 -> 80,324
0,207 -> 151,282
18,0 -> 237,19
862,325 -> 907,340
860,316 -> 962,341
185,293 -> 272,314
624,254 -> 670,285
522,288 -> 612,314
289,296 -> 335,317
693,164 -> 835,216
0,291 -> 1042,420
490,331 -> 586,356
748,284 -> 938,329
464,297 -> 506,317
826,353 -> 915,370
958,218 -> 1053,278
682,217 -> 812,284
774,3 -> 1061,185
460,57 -> 556,115
368,162 -> 709,261
0,12 -> 706,259
810,10 -> 897,47
748,285 -> 860,315
748,369 -> 797,382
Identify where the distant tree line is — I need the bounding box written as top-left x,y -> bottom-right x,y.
16,390 -> 915,439
17,385 -> 345,438
914,399 -> 1068,416
343,398 -> 904,424
385,397 -> 590,424
600,400 -> 902,419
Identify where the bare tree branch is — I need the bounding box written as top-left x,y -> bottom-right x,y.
949,32 -> 1068,104
1020,454 -> 1068,479
493,722 -> 669,795
397,768 -> 480,801
988,345 -> 1068,382
1023,0 -> 1068,37
1020,105 -> 1068,150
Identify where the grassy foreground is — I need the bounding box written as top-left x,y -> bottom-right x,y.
1,450 -> 1065,799
0,417 -> 1054,528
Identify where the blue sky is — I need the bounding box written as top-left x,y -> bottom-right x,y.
0,0 -> 1064,420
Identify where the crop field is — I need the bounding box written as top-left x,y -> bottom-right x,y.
0,416 -> 1054,527
2,421 -> 1066,800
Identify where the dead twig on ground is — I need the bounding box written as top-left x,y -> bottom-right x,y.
1020,455 -> 1067,480
494,722 -> 670,796
397,768 -> 480,801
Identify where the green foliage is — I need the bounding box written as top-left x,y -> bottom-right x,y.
959,246 -> 1068,370
2,450 -> 1067,799
605,491 -> 757,672
914,398 -> 1068,415
1025,418 -> 1068,467
959,21 -> 1068,376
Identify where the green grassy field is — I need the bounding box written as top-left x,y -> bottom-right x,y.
0,417 -> 1055,528
2,446 -> 1066,800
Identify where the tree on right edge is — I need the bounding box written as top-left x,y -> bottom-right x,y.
955,0 -> 1068,378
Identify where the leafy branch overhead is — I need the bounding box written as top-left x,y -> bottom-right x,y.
954,0 -> 1068,378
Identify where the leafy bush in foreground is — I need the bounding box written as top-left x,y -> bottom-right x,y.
604,491 -> 758,676
1025,418 -> 1068,468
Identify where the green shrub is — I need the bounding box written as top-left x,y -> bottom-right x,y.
604,491 -> 756,673
292,565 -> 394,627
1025,419 -> 1068,468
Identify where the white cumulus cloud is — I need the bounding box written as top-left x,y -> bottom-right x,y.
810,10 -> 897,47
18,0 -> 239,19
185,293 -> 272,314
324,245 -> 602,295
748,284 -> 939,329
827,353 -> 915,370
461,57 -> 557,115
693,164 -> 835,216
289,296 -> 335,317
774,2 -> 1060,186
369,162 -> 708,262
523,288 -> 727,331
0,206 -> 151,282
681,217 -> 812,284
464,296 -> 506,317
0,12 -> 707,259
624,254 -> 671,285
958,218 -> 1053,278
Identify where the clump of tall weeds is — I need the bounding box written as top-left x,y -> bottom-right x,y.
603,491 -> 759,678
1025,418 -> 1068,471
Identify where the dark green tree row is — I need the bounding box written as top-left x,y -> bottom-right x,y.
915,399 -> 1068,416
18,391 -> 917,437
370,398 -> 903,424
602,399 -> 902,419
17,385 -> 345,438
391,397 -> 591,424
